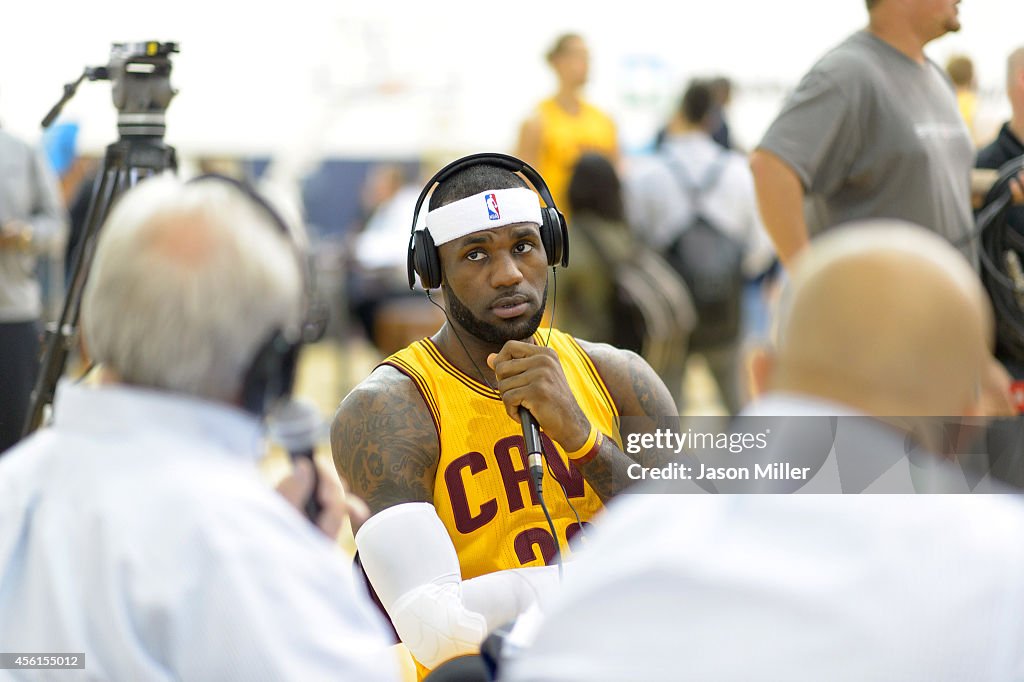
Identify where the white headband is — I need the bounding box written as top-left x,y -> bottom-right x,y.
423,188 -> 542,245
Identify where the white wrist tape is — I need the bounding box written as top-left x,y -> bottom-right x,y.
355,502 -> 487,669
424,188 -> 542,245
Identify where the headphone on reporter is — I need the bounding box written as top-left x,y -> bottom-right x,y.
407,152 -> 569,291
188,173 -> 327,416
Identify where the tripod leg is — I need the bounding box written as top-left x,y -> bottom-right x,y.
20,136 -> 177,440
21,162 -> 125,436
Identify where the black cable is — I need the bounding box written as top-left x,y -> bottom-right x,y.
536,491 -> 563,582
544,454 -> 587,545
544,266 -> 557,348
425,290 -> 494,389
543,265 -> 588,546
536,266 -> 586,551
975,156 -> 1024,363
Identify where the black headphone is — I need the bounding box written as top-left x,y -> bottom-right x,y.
407,152 -> 569,290
188,173 -> 326,416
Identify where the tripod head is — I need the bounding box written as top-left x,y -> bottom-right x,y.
42,41 -> 179,137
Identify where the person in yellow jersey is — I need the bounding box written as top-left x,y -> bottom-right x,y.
331,154 -> 676,677
516,33 -> 619,211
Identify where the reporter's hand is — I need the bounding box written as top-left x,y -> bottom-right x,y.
487,340 -> 591,453
276,457 -> 371,538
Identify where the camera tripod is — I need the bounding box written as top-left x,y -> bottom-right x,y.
22,42 -> 178,436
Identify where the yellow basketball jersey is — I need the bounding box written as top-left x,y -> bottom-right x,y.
535,97 -> 617,211
382,328 -> 619,581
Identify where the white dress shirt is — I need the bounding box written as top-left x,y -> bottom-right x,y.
501,397 -> 1024,681
0,382 -> 398,681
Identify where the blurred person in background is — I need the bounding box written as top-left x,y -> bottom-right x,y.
749,0 -> 1017,270
516,33 -> 619,212
626,80 -> 775,414
946,53 -> 978,142
0,121 -> 66,454
0,175 -> 398,680
708,76 -> 735,151
562,152 -> 695,409
344,162 -> 445,356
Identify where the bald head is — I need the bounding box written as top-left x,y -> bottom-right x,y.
771,221 -> 992,416
1008,47 -> 1024,76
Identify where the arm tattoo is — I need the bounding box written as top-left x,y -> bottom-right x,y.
574,436 -> 632,503
330,368 -> 439,515
623,350 -> 682,469
573,344 -> 681,500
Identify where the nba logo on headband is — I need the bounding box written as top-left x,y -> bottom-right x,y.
407,152 -> 569,291
485,193 -> 500,220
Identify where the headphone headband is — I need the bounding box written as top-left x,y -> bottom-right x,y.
410,152 -> 559,233
407,152 -> 568,290
186,172 -> 325,415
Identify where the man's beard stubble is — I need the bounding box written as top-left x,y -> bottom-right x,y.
444,283 -> 548,346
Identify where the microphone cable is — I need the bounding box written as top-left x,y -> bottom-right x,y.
543,266 -> 556,348
425,290 -> 494,391
540,266 -> 588,547
520,406 -> 563,582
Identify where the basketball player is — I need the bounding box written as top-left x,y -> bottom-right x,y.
331,155 -> 676,676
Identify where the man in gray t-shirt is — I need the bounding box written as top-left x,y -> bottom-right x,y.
750,0 -> 977,268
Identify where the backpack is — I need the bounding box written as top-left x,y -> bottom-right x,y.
662,153 -> 744,351
574,216 -> 695,375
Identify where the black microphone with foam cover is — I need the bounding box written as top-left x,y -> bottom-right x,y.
519,406 -> 544,497
267,398 -> 325,523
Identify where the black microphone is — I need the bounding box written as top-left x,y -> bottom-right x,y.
267,398 -> 325,523
518,405 -> 564,582
519,406 -> 544,497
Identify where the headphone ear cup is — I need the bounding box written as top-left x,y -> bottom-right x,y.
540,207 -> 568,268
188,174 -> 307,417
412,229 -> 442,290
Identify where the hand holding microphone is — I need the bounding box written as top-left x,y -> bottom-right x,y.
487,340 -> 593,456
268,399 -> 370,537
489,343 -> 576,582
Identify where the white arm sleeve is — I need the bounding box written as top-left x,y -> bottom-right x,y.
462,564 -> 565,631
355,503 -> 568,669
355,502 -> 485,668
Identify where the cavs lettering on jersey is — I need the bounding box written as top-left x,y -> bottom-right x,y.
382,329 -> 619,581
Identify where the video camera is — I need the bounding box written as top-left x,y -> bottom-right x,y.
42,41 -> 179,137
